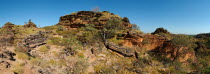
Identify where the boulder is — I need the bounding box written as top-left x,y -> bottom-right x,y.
122,17 -> 130,23
106,42 -> 135,57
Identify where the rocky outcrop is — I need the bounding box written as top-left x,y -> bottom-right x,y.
2,22 -> 15,29
123,32 -> 167,50
0,50 -> 16,61
151,42 -> 196,62
0,33 -> 14,48
23,20 -> 37,28
152,27 -> 170,35
21,31 -> 50,48
122,17 -> 130,23
106,42 -> 135,57
63,47 -> 77,56
57,11 -> 132,29
122,32 -> 195,62
0,50 -> 16,69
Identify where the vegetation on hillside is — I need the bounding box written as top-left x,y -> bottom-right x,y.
0,11 -> 210,74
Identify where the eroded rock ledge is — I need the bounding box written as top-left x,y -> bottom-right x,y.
21,31 -> 50,48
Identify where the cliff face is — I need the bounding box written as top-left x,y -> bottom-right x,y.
57,11 -> 132,29
123,34 -> 165,50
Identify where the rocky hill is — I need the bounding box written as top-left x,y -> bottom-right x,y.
0,11 -> 210,74
57,11 -> 132,29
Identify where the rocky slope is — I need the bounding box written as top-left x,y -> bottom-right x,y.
0,11 -> 209,74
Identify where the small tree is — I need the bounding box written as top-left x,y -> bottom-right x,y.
170,35 -> 195,61
132,24 -> 140,30
99,17 -> 125,46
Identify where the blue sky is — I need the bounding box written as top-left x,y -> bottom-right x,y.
0,0 -> 210,34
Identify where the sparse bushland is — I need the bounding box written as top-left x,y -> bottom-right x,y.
170,34 -> 197,61
29,57 -> 42,66
171,34 -> 196,48
202,67 -> 210,74
15,50 -> 29,60
50,37 -> 83,50
1,11 -> 210,74
12,63 -> 25,74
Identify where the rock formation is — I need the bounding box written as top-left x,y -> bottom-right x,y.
0,50 -> 16,69
106,42 -> 135,57
122,31 -> 195,62
0,33 -> 14,48
2,22 -> 15,29
123,31 -> 167,50
23,19 -> 37,28
152,27 -> 170,35
57,11 -> 132,29
21,31 -> 49,48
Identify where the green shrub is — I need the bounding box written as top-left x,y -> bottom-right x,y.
117,69 -> 136,74
12,63 -> 25,74
71,60 -> 89,74
202,67 -> 210,74
142,38 -> 151,44
46,40 -> 54,45
168,35 -> 197,61
48,59 -> 57,65
77,52 -> 84,58
57,59 -> 66,66
16,52 -> 29,60
39,45 -> 49,53
50,37 -> 82,50
94,63 -> 116,74
30,57 -> 42,66
76,25 -> 102,46
52,51 -> 60,57
108,35 -> 123,45
42,25 -> 59,31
